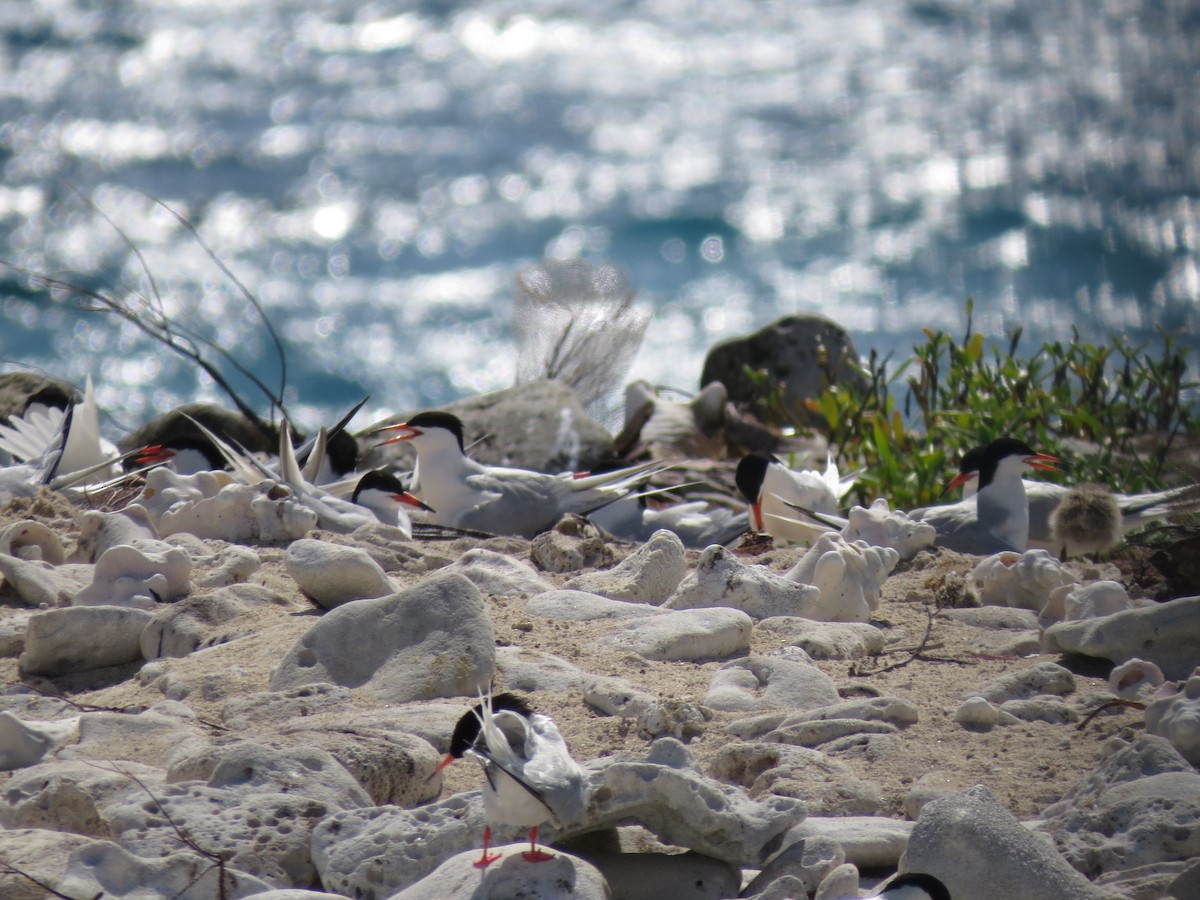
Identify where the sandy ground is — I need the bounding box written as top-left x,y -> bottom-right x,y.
0,487 -> 1148,838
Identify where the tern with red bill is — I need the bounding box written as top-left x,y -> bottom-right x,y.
950,446 -> 1197,557
373,410 -> 663,538
778,438 -> 1063,555
735,451 -> 858,543
434,692 -> 584,868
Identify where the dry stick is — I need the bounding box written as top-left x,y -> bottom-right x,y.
1077,698 -> 1146,731
851,603 -> 960,676
0,860 -> 99,900
87,762 -> 233,900
65,184 -> 288,428
12,681 -> 228,732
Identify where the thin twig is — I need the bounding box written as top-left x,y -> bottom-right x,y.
1076,698 -> 1145,731
0,860 -> 100,900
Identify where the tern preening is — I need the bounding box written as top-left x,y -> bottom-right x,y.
373,410 -> 663,538
434,692 -> 584,867
735,451 -> 858,543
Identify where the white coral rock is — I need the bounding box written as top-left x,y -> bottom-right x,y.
131,468 -> 234,528
0,520 -> 65,563
784,533 -> 899,623
1145,668 -> 1200,765
663,545 -> 820,620
1038,579 -> 1132,630
73,541 -> 192,609
968,549 -> 1071,611
841,498 -> 936,561
144,476 -> 317,543
1109,658 -> 1165,699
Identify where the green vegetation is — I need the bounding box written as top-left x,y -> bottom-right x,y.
798,300 -> 1198,509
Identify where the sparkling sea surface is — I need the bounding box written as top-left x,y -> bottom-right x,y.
1,0 -> 1197,434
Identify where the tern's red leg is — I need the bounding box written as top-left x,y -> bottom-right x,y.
522,826 -> 555,863
473,826 -> 501,868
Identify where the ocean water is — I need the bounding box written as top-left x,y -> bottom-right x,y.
1,0 -> 1197,436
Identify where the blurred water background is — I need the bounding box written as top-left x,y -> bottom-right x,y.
1,0 -> 1197,434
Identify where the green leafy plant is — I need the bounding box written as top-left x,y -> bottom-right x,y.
804,299 -> 1199,509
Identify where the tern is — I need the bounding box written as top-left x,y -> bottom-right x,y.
0,375 -> 121,484
778,438 -> 1062,556
735,451 -> 858,543
434,692 -> 584,867
588,491 -> 748,548
866,872 -> 951,899
953,454 -> 1197,557
373,411 -> 663,538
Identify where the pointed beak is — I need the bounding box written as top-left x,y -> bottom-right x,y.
750,500 -> 763,532
132,444 -> 175,466
395,491 -> 435,513
372,423 -> 421,448
1024,452 -> 1063,473
944,470 -> 976,496
427,752 -> 455,783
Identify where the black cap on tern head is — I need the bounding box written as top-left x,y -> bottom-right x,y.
735,453 -> 775,504
351,468 -> 408,503
406,411 -> 465,452
878,872 -> 951,899
447,692 -> 534,758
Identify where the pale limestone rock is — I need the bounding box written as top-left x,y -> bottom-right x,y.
73,541 -> 192,608
1039,579 -> 1132,630
1039,736 -> 1200,878
636,699 -> 711,741
152,476 -> 317,542
529,513 -> 614,573
1145,668 -> 1200,765
703,655 -> 839,713
1,759 -> 164,835
0,711 -> 80,769
966,660 -> 1075,703
0,519 -> 65,562
0,829 -> 110,900
940,605 -> 1039,630
0,610 -> 29,656
70,508 -> 158,563
902,785 -> 1110,899
665,545 -> 821,619
219,683 -> 354,730
442,547 -> 554,597
1041,594 -> 1200,679
269,572 -> 495,703
955,696 -> 1003,729
784,533 -> 898,622
0,551 -> 89,607
968,549 -> 1071,611
20,605 -> 152,675
744,833 -> 845,897
710,741 -> 884,815
496,646 -> 588,692
1000,696 -> 1079,724
142,583 -> 284,660
606,606 -> 753,661
566,848 -> 739,900
526,588 -> 668,621
313,740 -> 803,897
107,743 -> 368,888
785,816 -> 913,869
193,543 -> 260,588
60,709 -> 211,770
815,863 -> 862,900
760,697 -> 920,744
757,617 -> 884,659
841,498 -> 936,561
566,528 -> 688,604
1109,658 -> 1165,699
58,840 -> 271,899
285,538 -> 394,609
583,675 -> 657,717
387,844 -> 611,900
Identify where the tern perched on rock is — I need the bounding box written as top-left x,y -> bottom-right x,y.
435,692 -> 584,867
374,410 -> 663,538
